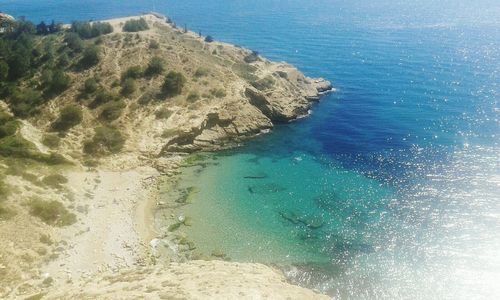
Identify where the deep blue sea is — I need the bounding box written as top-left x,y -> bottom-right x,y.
3,1 -> 499,299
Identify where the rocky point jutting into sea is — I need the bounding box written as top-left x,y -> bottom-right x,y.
0,13 -> 331,299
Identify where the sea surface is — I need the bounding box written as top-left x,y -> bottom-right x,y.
3,0 -> 499,299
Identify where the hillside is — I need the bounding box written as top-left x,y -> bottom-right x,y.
0,14 -> 331,299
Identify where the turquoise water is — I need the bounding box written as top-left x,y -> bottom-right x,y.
4,1 -> 500,299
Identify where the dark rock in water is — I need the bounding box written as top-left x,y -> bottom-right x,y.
280,211 -> 300,224
280,211 -> 324,229
248,183 -> 286,194
243,174 -> 268,179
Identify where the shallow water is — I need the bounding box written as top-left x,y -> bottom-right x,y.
5,0 -> 500,299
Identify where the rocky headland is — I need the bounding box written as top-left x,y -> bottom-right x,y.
0,14 -> 332,299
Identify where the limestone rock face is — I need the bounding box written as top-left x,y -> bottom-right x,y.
43,261 -> 330,300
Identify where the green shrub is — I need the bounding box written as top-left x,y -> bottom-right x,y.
121,66 -> 143,81
209,88 -> 226,98
122,18 -> 149,32
83,126 -> 125,155
64,32 -> 84,52
0,134 -> 35,158
99,100 -> 125,121
194,67 -> 209,78
45,70 -> 71,95
41,134 -> 60,149
144,57 -> 164,77
57,53 -> 70,68
28,199 -> 76,226
71,21 -> 113,39
89,89 -> 114,108
155,107 -> 172,119
79,46 -> 100,69
121,78 -> 136,96
42,174 -> 68,189
51,105 -> 83,132
162,71 -> 186,97
149,40 -> 160,49
205,35 -> 214,43
8,88 -> 44,118
0,111 -> 19,138
187,92 -> 200,102
83,78 -> 98,94
251,75 -> 275,91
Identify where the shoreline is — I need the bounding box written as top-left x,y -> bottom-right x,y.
1,13 -> 332,299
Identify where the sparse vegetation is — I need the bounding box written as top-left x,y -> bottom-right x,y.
244,50 -> 260,63
90,89 -> 115,108
121,66 -> 143,81
28,198 -> 76,226
83,126 -> 125,155
155,107 -> 172,119
162,71 -> 186,97
121,78 -> 136,96
41,134 -> 60,149
51,105 -> 83,132
123,18 -> 149,32
251,75 -> 275,91
209,88 -> 227,98
42,174 -> 68,189
149,40 -> 160,49
194,67 -> 209,78
187,92 -> 200,102
99,100 -> 125,121
83,78 -> 99,94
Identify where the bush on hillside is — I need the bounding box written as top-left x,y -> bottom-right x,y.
144,56 -> 164,77
79,46 -> 101,69
99,100 -> 125,121
51,105 -> 83,132
204,35 -> 214,43
89,89 -> 114,108
64,32 -> 85,52
120,78 -> 136,96
83,126 -> 125,155
41,134 -> 60,149
8,88 -> 44,118
121,66 -> 143,81
162,71 -> 186,97
83,78 -> 98,94
122,18 -> 149,32
45,69 -> 71,95
28,198 -> 76,226
71,21 -> 113,39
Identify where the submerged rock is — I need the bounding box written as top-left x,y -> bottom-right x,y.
248,183 -> 286,194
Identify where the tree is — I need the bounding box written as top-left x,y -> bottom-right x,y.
162,71 -> 186,97
36,21 -> 48,35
